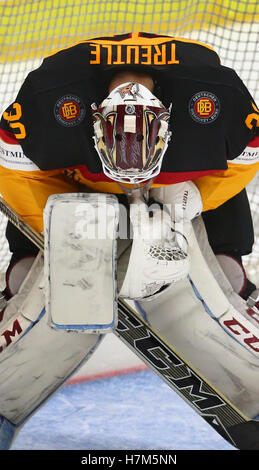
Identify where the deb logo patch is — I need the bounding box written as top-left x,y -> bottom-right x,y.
189,91 -> 220,124
54,94 -> 86,127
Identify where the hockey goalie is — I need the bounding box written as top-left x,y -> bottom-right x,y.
0,32 -> 258,449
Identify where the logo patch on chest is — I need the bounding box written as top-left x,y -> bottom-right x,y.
54,95 -> 86,127
189,91 -> 220,124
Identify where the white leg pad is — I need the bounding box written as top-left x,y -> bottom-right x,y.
44,193 -> 119,333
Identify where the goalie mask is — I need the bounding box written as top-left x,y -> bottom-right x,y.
91,82 -> 172,185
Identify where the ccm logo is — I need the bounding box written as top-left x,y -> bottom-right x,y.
0,319 -> 23,353
223,317 -> 259,353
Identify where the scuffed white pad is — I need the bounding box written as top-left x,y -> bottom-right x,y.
44,193 -> 118,332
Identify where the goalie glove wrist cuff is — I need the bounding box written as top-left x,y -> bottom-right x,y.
150,181 -> 203,222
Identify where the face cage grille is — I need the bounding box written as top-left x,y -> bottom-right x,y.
93,132 -> 171,185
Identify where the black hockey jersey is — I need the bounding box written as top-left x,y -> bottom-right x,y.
1,32 -> 258,174
0,32 -> 258,233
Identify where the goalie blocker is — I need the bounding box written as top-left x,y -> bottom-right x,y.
44,193 -> 119,333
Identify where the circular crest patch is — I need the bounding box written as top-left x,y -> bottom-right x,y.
54,94 -> 86,127
189,91 -> 220,124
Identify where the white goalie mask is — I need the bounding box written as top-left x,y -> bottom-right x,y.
91,82 -> 172,185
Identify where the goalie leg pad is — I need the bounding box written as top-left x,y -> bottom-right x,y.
215,253 -> 247,296
0,251 -> 103,439
44,193 -> 119,333
0,253 -> 45,354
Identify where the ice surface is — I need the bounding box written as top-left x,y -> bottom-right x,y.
12,370 -> 234,450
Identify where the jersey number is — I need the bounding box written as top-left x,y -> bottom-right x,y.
245,102 -> 259,130
3,103 -> 26,139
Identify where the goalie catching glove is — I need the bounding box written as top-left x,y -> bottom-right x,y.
118,196 -> 190,300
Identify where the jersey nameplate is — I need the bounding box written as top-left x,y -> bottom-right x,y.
89,42 -> 180,66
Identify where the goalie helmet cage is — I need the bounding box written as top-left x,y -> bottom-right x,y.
0,0 -> 258,284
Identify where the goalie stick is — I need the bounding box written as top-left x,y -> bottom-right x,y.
0,196 -> 259,450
